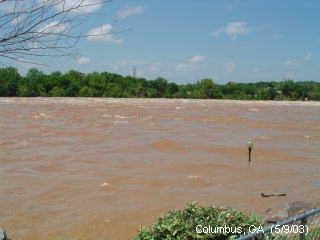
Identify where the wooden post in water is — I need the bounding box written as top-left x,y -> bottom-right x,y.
247,140 -> 253,166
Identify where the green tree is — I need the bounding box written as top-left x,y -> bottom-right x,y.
79,86 -> 95,97
63,70 -> 83,96
149,77 -> 168,97
0,67 -> 20,96
49,86 -> 66,96
23,68 -> 47,96
0,67 -> 319,101
165,82 -> 179,97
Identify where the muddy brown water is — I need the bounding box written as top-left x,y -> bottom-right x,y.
0,98 -> 319,240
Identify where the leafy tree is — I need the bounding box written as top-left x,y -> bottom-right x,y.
24,68 -> 46,96
49,86 -> 66,97
79,86 -> 95,97
0,67 -> 20,96
149,77 -> 168,97
63,70 -> 83,96
0,67 -> 319,101
165,82 -> 179,97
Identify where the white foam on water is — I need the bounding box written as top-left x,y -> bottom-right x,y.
187,175 -> 201,180
248,108 -> 260,112
114,114 -> 129,119
113,120 -> 129,125
102,114 -> 112,118
100,182 -> 112,187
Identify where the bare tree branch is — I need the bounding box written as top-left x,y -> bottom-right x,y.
0,0 -> 111,64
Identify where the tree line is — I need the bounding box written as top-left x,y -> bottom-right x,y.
0,67 -> 320,100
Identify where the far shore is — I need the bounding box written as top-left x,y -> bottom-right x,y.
1,97 -> 320,106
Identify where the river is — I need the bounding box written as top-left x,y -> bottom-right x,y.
0,98 -> 319,239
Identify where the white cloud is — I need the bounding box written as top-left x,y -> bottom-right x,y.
176,63 -> 191,72
226,22 -> 249,37
147,63 -> 160,73
188,55 -> 206,63
285,59 -> 298,67
77,56 -> 90,65
38,21 -> 68,34
176,55 -> 206,72
86,24 -> 123,44
117,6 -> 144,20
284,52 -> 312,71
253,67 -> 261,73
284,71 -> 296,79
226,62 -> 236,73
212,21 -> 249,39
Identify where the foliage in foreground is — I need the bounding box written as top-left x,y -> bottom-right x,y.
0,67 -> 320,100
134,203 -> 285,240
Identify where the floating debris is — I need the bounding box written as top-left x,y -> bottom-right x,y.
100,182 -> 112,187
187,175 -> 200,180
260,192 -> 287,198
33,112 -> 50,119
248,108 -> 260,112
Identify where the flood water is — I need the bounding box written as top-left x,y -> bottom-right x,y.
0,98 -> 319,240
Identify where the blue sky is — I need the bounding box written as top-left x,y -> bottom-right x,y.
2,0 -> 320,83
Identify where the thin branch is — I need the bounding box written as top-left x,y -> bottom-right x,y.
0,0 -> 111,63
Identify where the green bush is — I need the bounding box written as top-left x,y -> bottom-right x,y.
134,203 -> 266,240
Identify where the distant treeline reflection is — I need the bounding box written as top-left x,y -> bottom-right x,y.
1,67 -> 320,100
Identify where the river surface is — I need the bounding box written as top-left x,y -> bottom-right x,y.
0,98 -> 319,240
